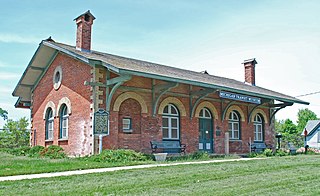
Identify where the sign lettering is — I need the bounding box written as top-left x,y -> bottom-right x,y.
219,91 -> 261,104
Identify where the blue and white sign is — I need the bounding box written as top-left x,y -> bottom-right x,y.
219,91 -> 261,104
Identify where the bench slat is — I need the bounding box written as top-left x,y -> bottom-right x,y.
150,140 -> 186,154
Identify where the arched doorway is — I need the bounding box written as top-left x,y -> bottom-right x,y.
199,108 -> 213,153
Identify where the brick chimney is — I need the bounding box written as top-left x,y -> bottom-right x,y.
74,10 -> 95,52
242,58 -> 257,86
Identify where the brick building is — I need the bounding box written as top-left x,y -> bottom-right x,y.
13,11 -> 308,156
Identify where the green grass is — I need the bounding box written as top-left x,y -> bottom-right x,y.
1,155 -> 320,195
0,152 -> 153,177
0,151 -> 239,177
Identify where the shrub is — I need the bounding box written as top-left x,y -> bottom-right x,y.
6,146 -> 31,156
263,149 -> 274,157
89,149 -> 150,163
248,152 -> 258,158
40,145 -> 66,159
275,149 -> 289,156
28,146 -> 45,157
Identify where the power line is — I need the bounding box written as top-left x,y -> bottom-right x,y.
296,91 -> 320,98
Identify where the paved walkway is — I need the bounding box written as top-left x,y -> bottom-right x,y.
0,157 -> 264,182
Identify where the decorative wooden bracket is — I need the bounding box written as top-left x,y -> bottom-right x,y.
190,88 -> 216,118
269,102 -> 293,125
221,101 -> 236,121
84,75 -> 132,111
247,104 -> 262,124
152,82 -> 178,116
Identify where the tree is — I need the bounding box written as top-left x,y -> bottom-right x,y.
276,119 -> 303,147
296,108 -> 318,133
0,117 -> 29,148
0,107 -> 8,120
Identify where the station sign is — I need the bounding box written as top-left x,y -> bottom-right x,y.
219,91 -> 261,104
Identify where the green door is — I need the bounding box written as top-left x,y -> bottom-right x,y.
199,108 -> 213,153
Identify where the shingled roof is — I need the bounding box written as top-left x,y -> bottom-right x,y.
13,40 -> 309,106
48,41 -> 308,105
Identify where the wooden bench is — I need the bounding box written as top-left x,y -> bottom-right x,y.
150,140 -> 186,154
250,142 -> 267,153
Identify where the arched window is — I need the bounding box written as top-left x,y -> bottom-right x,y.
45,108 -> 54,140
228,111 -> 240,140
59,104 -> 68,139
253,114 -> 264,142
199,108 -> 212,119
162,104 -> 179,140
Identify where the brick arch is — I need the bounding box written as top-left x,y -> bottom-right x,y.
225,105 -> 245,122
43,101 -> 56,119
56,97 -> 72,117
113,92 -> 148,113
158,97 -> 187,117
250,108 -> 268,124
194,101 -> 218,119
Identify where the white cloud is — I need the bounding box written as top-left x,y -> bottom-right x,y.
0,33 -> 40,44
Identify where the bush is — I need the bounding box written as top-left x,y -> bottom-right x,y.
28,146 -> 45,157
263,149 -> 274,157
6,146 -> 31,156
88,149 -> 150,163
40,145 -> 66,159
275,149 -> 289,157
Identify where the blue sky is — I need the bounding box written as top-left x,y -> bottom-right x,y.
1,0 -> 320,127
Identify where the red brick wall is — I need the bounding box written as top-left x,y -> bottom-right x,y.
245,64 -> 255,85
31,56 -> 275,156
32,53 -> 92,156
102,76 -> 275,155
76,15 -> 94,51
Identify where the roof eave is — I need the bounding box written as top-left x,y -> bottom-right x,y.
119,68 -> 309,105
12,43 -> 43,97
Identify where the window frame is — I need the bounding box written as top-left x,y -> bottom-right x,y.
253,114 -> 264,142
199,108 -> 212,119
122,118 -> 132,132
162,104 -> 180,140
59,104 -> 69,139
228,111 -> 241,140
45,108 -> 54,141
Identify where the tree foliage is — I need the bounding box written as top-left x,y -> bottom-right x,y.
0,107 -> 8,120
296,108 -> 318,133
276,108 -> 319,148
0,117 -> 30,148
275,119 -> 302,147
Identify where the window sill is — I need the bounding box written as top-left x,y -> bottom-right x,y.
45,139 -> 53,142
58,138 -> 68,141
229,139 -> 242,142
123,129 -> 133,133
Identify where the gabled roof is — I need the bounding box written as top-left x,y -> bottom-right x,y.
301,120 -> 320,136
12,40 -> 309,107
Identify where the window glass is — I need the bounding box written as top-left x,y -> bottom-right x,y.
162,118 -> 169,127
46,108 -> 54,140
254,114 -> 264,141
59,104 -> 69,139
162,104 -> 180,139
199,108 -> 212,119
162,128 -> 169,138
122,118 -> 131,130
228,111 -> 240,140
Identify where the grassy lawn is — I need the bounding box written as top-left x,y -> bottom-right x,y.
0,152 -> 153,177
1,155 -> 319,195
